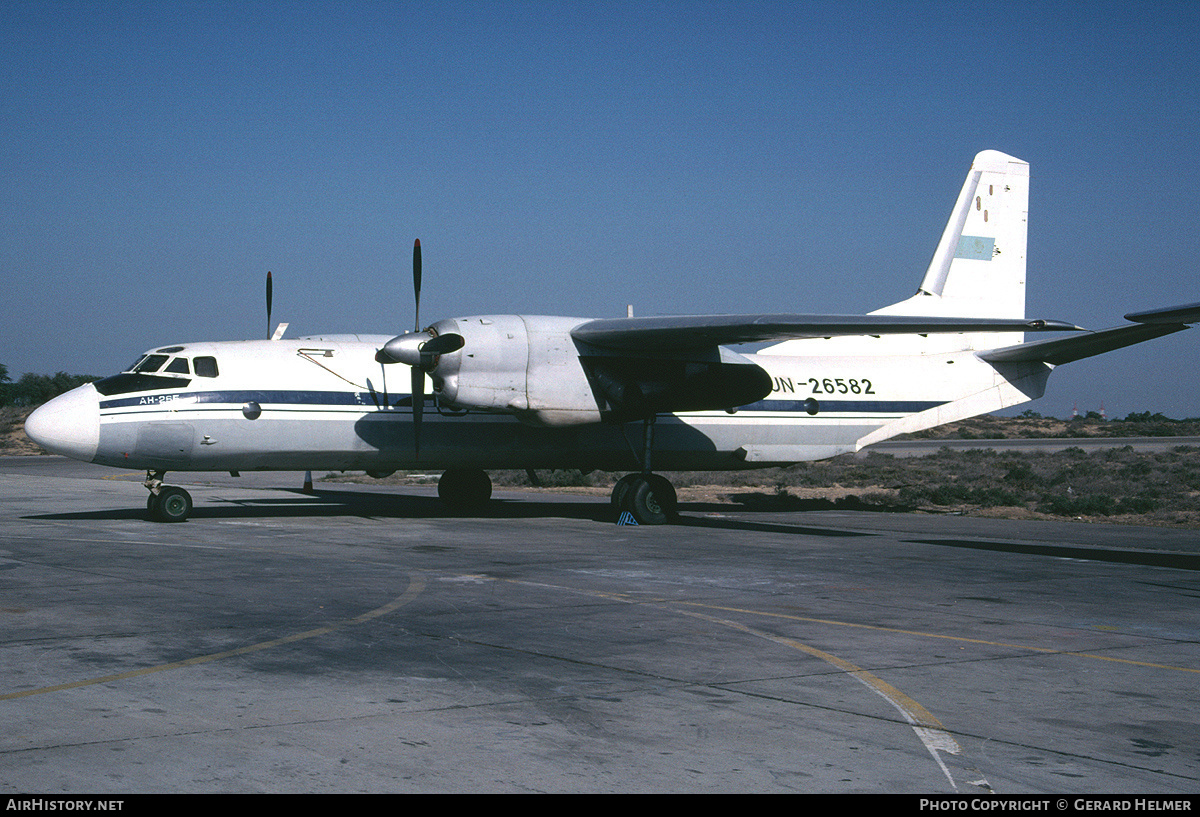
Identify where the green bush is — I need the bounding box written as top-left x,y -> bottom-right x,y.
0,370 -> 98,407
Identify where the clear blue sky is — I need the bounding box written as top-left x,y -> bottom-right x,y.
3,1 -> 1198,418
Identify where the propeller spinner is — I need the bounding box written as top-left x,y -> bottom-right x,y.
375,240 -> 466,457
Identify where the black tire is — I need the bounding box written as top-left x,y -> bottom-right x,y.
150,486 -> 192,523
626,475 -> 677,525
437,468 -> 492,508
610,473 -> 642,509
645,474 -> 677,518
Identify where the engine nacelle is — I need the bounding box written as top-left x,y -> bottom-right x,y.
422,314 -> 773,427
427,315 -> 604,426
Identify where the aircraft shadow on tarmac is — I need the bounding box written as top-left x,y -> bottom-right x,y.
23,488 -> 611,524
21,488 -> 1200,570
22,485 -> 878,538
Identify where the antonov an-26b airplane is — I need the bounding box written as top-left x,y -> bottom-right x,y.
25,151 -> 1200,523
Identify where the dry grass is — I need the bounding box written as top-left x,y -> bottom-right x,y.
0,407 -> 42,455
901,412 -> 1200,440
659,444 -> 1200,528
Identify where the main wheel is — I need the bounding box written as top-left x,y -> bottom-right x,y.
610,473 -> 642,510
437,468 -> 492,508
149,486 -> 192,523
623,474 -> 678,525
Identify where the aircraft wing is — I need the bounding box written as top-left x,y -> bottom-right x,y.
570,314 -> 1080,352
978,302 -> 1199,366
1124,301 -> 1200,324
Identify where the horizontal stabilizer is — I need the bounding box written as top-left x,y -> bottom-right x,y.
572,314 -> 1079,352
979,322 -> 1188,366
1124,301 -> 1200,324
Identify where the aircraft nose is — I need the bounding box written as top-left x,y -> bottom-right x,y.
24,384 -> 101,462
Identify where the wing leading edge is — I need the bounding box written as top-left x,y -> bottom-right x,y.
571,314 -> 1080,352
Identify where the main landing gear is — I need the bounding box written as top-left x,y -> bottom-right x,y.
139,464 -> 672,524
609,415 -> 679,525
435,465 -> 678,524
437,467 -> 492,508
610,472 -> 678,525
144,471 -> 193,523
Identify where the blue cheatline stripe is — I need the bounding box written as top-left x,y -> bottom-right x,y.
737,399 -> 945,413
99,389 -> 387,410
98,389 -> 947,416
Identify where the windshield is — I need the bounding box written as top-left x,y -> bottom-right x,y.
94,372 -> 191,396
107,352 -> 218,394
125,354 -> 169,373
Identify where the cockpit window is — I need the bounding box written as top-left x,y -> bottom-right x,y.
132,354 -> 168,373
194,356 -> 219,378
106,352 -> 215,392
94,373 -> 191,396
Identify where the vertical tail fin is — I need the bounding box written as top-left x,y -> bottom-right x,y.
875,150 -> 1029,333
759,150 -> 1031,357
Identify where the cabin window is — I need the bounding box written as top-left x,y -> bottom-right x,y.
194,356 -> 219,378
164,357 -> 190,375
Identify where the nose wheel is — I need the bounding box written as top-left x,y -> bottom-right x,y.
145,472 -> 193,522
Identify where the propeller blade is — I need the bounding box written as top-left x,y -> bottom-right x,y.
413,239 -> 422,332
266,271 -> 273,339
369,238 -> 449,460
411,364 -> 424,459
420,332 -> 465,359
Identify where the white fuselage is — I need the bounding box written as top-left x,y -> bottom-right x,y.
29,324 -> 1047,475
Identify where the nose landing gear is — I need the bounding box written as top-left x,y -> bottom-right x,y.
145,471 -> 193,522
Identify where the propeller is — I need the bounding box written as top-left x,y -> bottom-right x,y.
412,239 -> 421,331
410,240 -> 423,454
375,239 -> 466,458
266,271 -> 273,339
